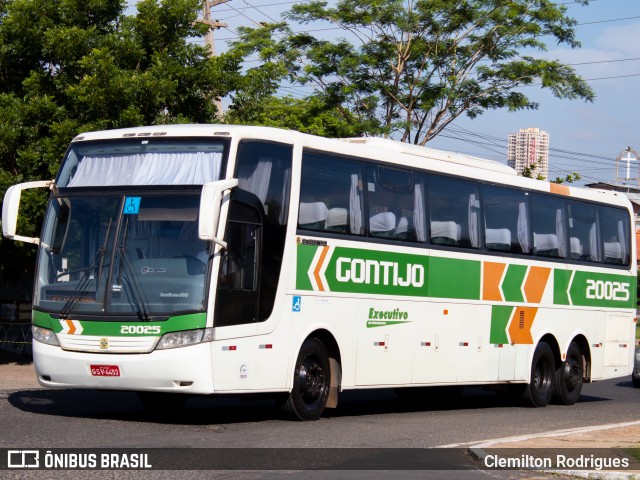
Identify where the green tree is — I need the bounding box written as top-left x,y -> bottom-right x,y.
223,23 -> 377,137
0,0 -> 240,294
521,161 -> 581,184
521,163 -> 546,181
230,0 -> 594,144
552,172 -> 581,184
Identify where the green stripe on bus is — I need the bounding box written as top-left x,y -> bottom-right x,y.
296,244 -> 636,308
490,306 -> 513,345
427,256 -> 480,300
32,310 -> 207,335
295,243 -> 316,291
553,269 -> 636,308
502,264 -> 527,303
553,269 -> 572,305
323,247 -> 430,297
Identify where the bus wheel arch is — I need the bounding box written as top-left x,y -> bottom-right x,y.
281,330 -> 342,420
309,329 -> 342,409
569,334 -> 591,382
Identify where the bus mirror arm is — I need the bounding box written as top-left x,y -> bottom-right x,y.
198,179 -> 239,248
2,180 -> 54,245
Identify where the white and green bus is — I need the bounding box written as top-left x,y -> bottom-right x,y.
2,125 -> 636,420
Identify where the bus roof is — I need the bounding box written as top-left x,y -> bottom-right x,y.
339,137 -> 516,175
70,124 -> 632,210
72,125 -> 513,174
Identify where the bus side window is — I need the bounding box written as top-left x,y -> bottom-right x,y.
215,197 -> 262,327
531,194 -> 566,258
235,140 -> 293,322
298,152 -> 364,236
599,205 -> 630,266
366,165 -> 420,242
568,201 -> 600,263
428,175 -> 480,249
483,186 -> 530,254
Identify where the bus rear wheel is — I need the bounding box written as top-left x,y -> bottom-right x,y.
552,341 -> 583,405
281,338 -> 331,421
521,342 -> 555,408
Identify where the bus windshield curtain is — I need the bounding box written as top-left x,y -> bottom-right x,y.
67,152 -> 222,186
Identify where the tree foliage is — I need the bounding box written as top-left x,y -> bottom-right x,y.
521,162 -> 581,184
0,0 -> 240,291
229,0 -> 594,145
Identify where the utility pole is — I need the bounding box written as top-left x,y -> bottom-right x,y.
199,0 -> 230,118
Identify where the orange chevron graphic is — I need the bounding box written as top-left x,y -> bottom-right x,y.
66,319 -> 76,335
523,266 -> 551,303
508,307 -> 537,344
483,262 -> 506,301
313,246 -> 330,292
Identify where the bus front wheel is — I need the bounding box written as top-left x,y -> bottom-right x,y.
281,338 -> 331,421
552,342 -> 583,405
522,342 -> 555,408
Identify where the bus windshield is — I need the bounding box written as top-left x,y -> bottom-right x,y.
34,193 -> 209,319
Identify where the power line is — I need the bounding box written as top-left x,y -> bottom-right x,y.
577,15 -> 640,26
570,57 -> 640,66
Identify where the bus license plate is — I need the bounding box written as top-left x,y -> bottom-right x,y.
90,365 -> 120,377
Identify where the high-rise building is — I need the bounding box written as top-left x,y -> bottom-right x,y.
507,127 -> 549,179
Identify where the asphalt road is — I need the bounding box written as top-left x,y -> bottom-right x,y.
1,377 -> 638,448
1,376 -> 638,478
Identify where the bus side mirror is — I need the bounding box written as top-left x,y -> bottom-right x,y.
199,178 -> 239,248
2,180 -> 53,245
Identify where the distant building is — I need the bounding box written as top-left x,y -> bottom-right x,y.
507,127 -> 549,179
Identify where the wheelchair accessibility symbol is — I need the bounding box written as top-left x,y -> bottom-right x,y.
292,296 -> 301,312
123,197 -> 141,214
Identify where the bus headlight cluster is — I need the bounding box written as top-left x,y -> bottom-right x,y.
635,350 -> 640,363
32,326 -> 60,346
155,328 -> 214,350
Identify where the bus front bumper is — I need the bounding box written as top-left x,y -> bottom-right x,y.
32,341 -> 215,394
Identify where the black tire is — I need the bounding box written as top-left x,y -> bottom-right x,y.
281,338 -> 331,421
521,342 -> 555,407
137,391 -> 187,413
552,341 -> 583,405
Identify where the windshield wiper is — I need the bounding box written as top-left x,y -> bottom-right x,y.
116,219 -> 150,321
60,219 -> 112,318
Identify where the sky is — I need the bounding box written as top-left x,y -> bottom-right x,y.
167,0 -> 640,186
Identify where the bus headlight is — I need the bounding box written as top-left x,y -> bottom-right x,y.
32,326 -> 60,346
156,328 -> 214,350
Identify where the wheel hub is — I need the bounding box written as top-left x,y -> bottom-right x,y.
298,358 -> 325,402
563,358 -> 581,389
